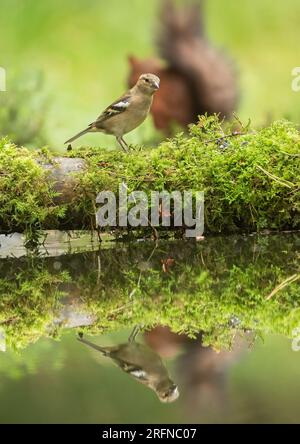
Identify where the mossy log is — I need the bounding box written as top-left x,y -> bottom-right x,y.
0,117 -> 299,236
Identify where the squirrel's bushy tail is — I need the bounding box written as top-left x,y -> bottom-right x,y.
157,0 -> 239,118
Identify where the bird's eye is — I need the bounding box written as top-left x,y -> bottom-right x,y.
144,78 -> 150,83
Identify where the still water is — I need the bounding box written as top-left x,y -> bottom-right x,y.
0,232 -> 299,423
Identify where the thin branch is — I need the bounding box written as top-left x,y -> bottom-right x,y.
204,132 -> 249,145
256,165 -> 295,189
0,316 -> 20,326
280,151 -> 300,158
266,274 -> 300,300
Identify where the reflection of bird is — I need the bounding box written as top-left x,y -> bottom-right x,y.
145,326 -> 245,419
65,73 -> 160,151
128,0 -> 238,134
77,327 -> 179,403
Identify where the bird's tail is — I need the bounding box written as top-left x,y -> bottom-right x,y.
77,334 -> 109,355
65,127 -> 90,144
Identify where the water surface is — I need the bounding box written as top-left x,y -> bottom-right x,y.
0,232 -> 299,423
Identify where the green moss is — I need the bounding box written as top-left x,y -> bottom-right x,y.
0,262 -> 69,349
0,138 -> 65,236
0,117 -> 299,237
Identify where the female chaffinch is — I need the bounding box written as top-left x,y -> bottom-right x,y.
65,73 -> 160,152
77,327 -> 179,403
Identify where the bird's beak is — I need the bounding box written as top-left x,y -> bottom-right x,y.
153,81 -> 160,90
169,386 -> 180,402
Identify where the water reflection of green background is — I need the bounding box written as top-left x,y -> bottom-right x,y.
0,333 -> 300,423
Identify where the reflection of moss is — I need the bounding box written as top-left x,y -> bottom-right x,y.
0,117 -> 299,237
0,261 -> 69,349
0,234 -> 299,350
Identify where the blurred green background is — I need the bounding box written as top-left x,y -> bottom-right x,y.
0,332 -> 300,423
0,0 -> 300,148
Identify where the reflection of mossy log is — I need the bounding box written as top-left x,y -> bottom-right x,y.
0,234 -> 299,350
0,117 -> 299,235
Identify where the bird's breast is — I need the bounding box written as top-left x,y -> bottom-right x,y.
101,95 -> 152,137
124,96 -> 152,133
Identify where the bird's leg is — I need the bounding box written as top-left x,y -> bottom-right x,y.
128,325 -> 140,343
121,137 -> 129,151
117,136 -> 129,152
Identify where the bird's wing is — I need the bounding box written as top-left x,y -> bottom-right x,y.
93,94 -> 131,127
120,362 -> 149,381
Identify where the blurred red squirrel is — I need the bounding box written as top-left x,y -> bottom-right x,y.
128,0 -> 238,134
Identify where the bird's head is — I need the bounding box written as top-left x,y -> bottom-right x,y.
136,73 -> 160,94
156,381 -> 180,403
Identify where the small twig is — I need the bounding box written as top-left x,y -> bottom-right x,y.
266,274 -> 300,300
108,302 -> 133,316
287,186 -> 300,196
97,254 -> 101,285
256,165 -> 295,189
148,217 -> 158,240
204,132 -> 248,145
233,113 -> 251,132
97,168 -> 155,183
200,250 -> 205,266
0,316 -> 20,326
280,151 -> 300,158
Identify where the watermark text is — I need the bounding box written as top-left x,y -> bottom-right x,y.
96,183 -> 204,238
0,67 -> 6,92
291,67 -> 300,92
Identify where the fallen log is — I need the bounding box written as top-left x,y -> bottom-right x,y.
0,117 -> 299,237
